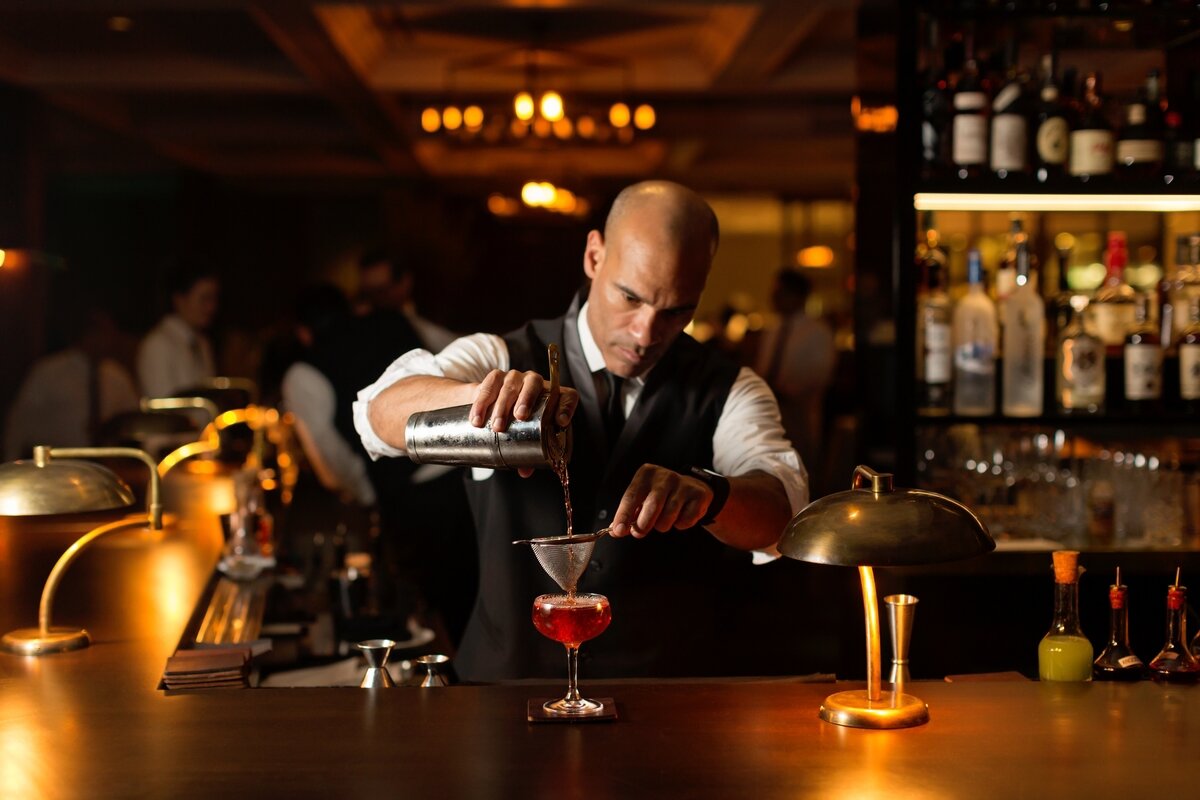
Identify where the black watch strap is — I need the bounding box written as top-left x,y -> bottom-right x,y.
690,467 -> 730,527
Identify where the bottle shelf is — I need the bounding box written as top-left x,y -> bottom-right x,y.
914,181 -> 1200,209
915,411 -> 1200,434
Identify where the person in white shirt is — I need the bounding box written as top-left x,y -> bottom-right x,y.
5,307 -> 139,460
354,181 -> 806,680
281,285 -> 376,507
137,260 -> 219,398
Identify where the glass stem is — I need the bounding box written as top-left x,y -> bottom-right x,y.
565,646 -> 582,703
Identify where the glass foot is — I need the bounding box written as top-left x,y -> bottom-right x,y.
543,697 -> 606,716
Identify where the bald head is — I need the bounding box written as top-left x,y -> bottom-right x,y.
604,181 -> 720,265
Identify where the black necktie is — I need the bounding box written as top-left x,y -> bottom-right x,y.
601,370 -> 625,443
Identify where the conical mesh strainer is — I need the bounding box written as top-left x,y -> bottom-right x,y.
516,530 -> 608,593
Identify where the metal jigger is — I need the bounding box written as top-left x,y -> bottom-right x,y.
884,594 -> 918,693
415,654 -> 450,687
357,639 -> 396,688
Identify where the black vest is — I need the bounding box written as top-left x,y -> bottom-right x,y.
456,294 -> 751,681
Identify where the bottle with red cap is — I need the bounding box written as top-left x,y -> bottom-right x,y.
1092,567 -> 1144,681
1148,568 -> 1200,683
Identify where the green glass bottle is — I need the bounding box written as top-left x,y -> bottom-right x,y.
1038,550 -> 1093,682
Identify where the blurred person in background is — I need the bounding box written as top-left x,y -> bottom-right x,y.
137,258 -> 220,398
355,249 -> 456,353
5,299 -> 139,460
755,268 -> 835,493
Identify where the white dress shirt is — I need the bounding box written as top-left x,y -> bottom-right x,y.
137,314 -> 216,398
4,349 -> 140,460
353,302 -> 808,535
281,362 -> 377,506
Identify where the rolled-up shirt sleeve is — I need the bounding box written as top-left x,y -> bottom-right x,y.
712,367 -> 808,562
353,332 -> 509,460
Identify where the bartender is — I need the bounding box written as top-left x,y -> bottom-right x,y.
354,181 -> 806,680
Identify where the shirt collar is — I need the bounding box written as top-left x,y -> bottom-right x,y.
576,301 -> 646,387
162,314 -> 197,342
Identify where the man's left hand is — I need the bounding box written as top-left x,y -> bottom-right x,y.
609,464 -> 712,538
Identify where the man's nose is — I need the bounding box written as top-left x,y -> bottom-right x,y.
629,307 -> 660,347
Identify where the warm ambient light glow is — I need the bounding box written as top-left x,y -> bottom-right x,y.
463,105 -> 484,130
609,102 -> 631,128
577,115 -> 596,138
107,15 -> 133,32
914,193 -> 1200,212
514,92 -> 535,121
442,106 -> 463,131
797,246 -> 835,268
633,104 -> 656,130
0,249 -> 6,269
553,117 -> 573,139
420,107 -> 441,133
539,91 -> 564,122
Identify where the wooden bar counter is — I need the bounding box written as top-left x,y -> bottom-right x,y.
2,510 -> 1198,798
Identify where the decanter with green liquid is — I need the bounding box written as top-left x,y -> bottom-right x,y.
1038,550 -> 1093,682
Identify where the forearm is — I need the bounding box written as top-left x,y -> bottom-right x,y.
706,471 -> 793,551
366,375 -> 479,452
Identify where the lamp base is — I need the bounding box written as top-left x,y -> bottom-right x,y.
819,689 -> 930,729
1,626 -> 91,656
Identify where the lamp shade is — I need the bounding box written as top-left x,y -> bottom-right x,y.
0,453 -> 134,516
779,465 -> 993,567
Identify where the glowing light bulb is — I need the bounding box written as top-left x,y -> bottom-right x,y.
540,91 -> 564,121
609,102 -> 630,128
521,182 -> 541,206
633,104 -> 656,130
552,117 -> 573,139
514,92 -> 535,121
420,107 -> 441,133
442,106 -> 463,131
463,105 -> 484,129
577,115 -> 596,139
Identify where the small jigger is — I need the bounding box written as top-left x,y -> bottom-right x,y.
357,639 -> 396,688
884,594 -> 919,693
415,654 -> 450,687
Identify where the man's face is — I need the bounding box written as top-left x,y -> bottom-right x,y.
174,277 -> 219,331
358,261 -> 410,312
583,220 -> 708,379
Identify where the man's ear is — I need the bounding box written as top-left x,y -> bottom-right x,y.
583,230 -> 604,280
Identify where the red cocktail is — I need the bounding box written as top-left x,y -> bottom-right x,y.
532,593 -> 611,715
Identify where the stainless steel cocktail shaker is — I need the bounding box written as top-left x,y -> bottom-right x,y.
403,343 -> 572,469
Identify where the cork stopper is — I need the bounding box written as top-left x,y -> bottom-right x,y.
1052,550 -> 1080,584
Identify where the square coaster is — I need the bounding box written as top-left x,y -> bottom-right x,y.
527,698 -> 619,723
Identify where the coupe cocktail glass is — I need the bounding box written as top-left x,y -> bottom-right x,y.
532,592 -> 611,715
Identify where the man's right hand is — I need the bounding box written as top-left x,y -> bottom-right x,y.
469,370 -> 579,476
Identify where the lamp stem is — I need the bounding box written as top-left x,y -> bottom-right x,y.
859,565 -> 882,702
48,447 -> 162,530
38,517 -> 151,634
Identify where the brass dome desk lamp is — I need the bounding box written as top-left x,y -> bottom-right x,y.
778,465 -> 993,729
0,445 -> 163,655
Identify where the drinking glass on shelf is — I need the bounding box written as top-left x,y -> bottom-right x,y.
532,592 -> 611,716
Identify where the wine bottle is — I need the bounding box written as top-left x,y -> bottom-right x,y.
1116,71 -> 1165,179
990,39 -> 1030,180
917,222 -> 953,415
1033,53 -> 1069,184
952,36 -> 989,180
1069,72 -> 1114,182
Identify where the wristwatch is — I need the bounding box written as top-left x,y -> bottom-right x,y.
689,467 -> 730,527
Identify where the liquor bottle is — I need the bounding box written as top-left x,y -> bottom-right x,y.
1057,304 -> 1105,414
1093,568 -> 1144,681
1038,550 -> 1093,682
995,218 -> 1025,323
953,249 -> 999,416
1033,53 -> 1069,184
1002,237 -> 1045,416
1090,231 -> 1136,350
1116,71 -> 1164,180
990,40 -> 1029,180
1124,293 -> 1163,410
1163,109 -> 1194,179
1148,572 -> 1200,683
1069,72 -> 1114,182
919,19 -> 952,181
1179,296 -> 1200,412
952,37 -> 989,180
1049,232 -> 1084,341
917,226 -> 952,415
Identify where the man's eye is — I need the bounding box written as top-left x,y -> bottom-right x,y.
622,293 -> 639,305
